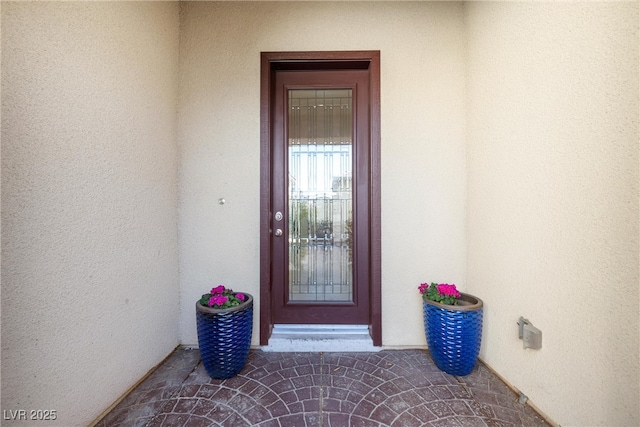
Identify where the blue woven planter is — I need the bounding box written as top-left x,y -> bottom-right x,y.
196,294 -> 253,379
423,293 -> 483,376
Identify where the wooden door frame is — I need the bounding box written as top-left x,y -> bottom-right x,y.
260,51 -> 381,346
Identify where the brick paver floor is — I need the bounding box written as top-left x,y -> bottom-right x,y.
96,348 -> 551,426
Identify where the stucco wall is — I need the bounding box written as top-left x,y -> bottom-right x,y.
1,2 -> 180,425
465,2 -> 639,426
177,1 -> 467,347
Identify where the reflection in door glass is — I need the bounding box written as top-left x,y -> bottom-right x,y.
288,89 -> 353,303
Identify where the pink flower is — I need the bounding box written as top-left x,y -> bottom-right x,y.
236,293 -> 245,301
437,284 -> 460,298
418,283 -> 429,294
210,285 -> 226,295
208,295 -> 228,307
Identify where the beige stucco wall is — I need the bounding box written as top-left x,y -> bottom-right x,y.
1,2 -> 180,425
177,1 -> 467,347
466,2 -> 639,426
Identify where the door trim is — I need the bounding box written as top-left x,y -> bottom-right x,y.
260,51 -> 381,346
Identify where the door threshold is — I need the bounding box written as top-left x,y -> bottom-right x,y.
261,324 -> 380,353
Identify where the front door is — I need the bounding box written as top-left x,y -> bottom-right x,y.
260,52 -> 381,345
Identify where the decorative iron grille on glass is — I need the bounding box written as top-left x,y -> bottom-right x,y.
288,89 -> 353,303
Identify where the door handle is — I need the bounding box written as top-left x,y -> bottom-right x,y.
274,229 -> 283,237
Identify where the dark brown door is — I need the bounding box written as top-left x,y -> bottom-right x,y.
260,51 -> 381,345
271,69 -> 370,325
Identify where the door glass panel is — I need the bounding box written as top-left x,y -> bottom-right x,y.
288,89 -> 353,303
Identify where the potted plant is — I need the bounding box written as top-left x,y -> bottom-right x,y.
419,282 -> 483,376
196,285 -> 253,379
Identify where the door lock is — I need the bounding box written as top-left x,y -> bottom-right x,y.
274,228 -> 283,237
274,211 -> 283,221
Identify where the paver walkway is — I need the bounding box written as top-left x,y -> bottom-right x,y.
96,348 -> 551,426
